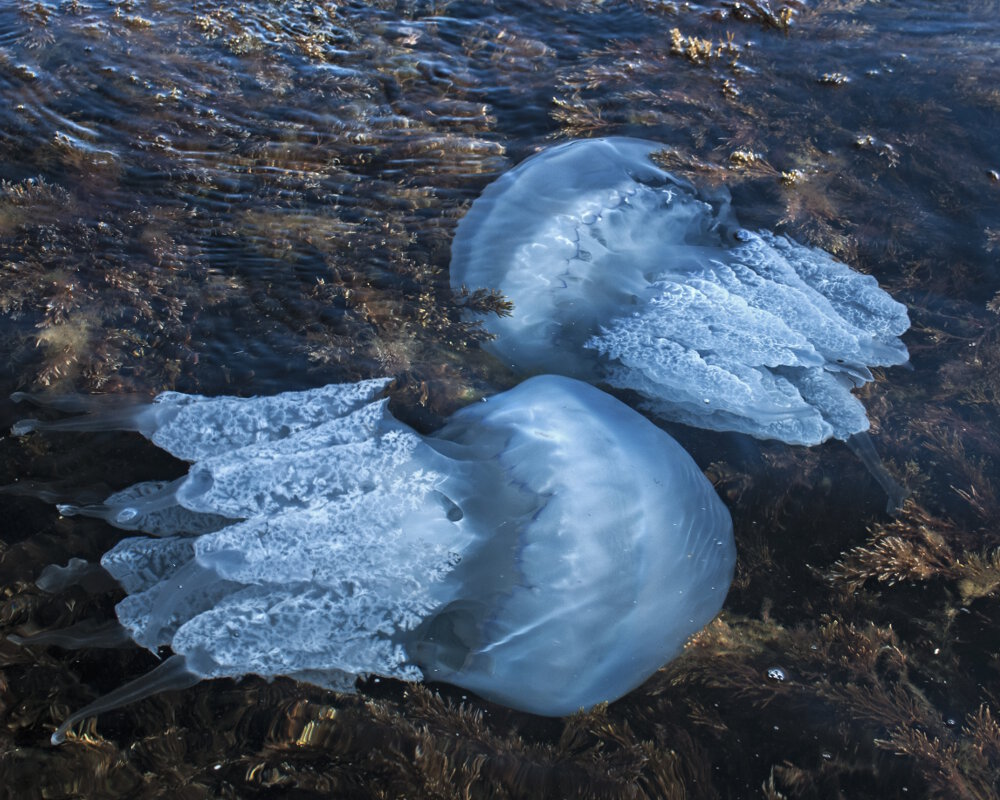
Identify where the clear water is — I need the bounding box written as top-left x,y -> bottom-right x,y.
1,1 -> 998,797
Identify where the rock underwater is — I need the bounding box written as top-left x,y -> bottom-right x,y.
10,375 -> 735,743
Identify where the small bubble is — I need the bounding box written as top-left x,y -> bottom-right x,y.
116,507 -> 139,523
767,667 -> 786,682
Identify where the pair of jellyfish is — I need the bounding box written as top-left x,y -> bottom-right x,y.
10,137 -> 909,743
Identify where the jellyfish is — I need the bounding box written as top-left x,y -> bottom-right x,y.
10,375 -> 735,743
449,138 -> 911,504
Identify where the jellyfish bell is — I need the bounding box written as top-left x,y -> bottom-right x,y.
10,375 -> 735,742
411,375 -> 734,715
449,137 -> 911,452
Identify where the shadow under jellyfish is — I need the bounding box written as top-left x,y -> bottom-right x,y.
450,137 -> 911,508
10,375 -> 734,743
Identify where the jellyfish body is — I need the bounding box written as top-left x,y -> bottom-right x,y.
449,137 -> 911,447
12,375 -> 734,738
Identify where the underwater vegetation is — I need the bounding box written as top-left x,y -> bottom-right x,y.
0,0 -> 999,798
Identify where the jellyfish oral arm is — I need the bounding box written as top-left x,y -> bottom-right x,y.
845,431 -> 909,514
49,654 -> 201,745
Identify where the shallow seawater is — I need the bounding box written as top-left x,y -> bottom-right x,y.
0,1 -> 998,797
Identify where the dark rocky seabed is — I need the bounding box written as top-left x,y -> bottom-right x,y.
0,1 -> 999,797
